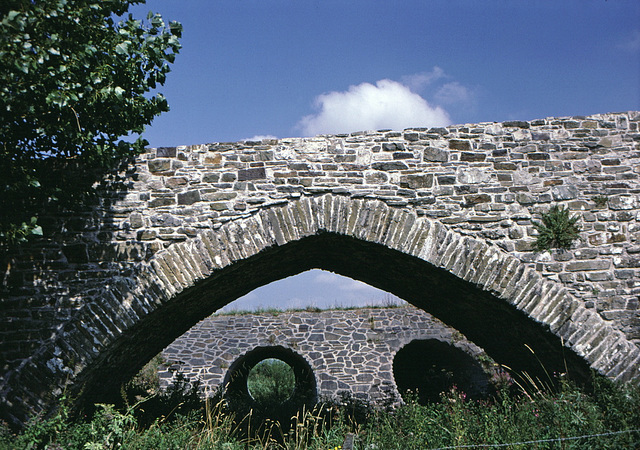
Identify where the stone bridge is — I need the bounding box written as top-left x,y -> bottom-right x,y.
159,306 -> 495,408
2,111 -> 640,426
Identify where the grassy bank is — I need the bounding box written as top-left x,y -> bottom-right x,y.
1,373 -> 639,449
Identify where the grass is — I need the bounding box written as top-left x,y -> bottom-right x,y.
2,372 -> 639,449
247,359 -> 296,407
216,296 -> 408,316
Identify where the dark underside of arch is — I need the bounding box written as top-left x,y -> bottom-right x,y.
76,231 -> 592,410
393,339 -> 491,403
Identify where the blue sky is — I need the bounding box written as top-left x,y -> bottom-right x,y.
128,0 -> 639,311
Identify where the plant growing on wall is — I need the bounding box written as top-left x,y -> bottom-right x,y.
533,204 -> 581,252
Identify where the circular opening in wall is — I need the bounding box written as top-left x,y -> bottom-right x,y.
223,345 -> 317,428
393,339 -> 490,404
247,358 -> 295,407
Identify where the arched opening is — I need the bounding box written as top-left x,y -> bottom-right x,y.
393,339 -> 491,404
223,346 -> 317,422
75,231 -> 592,413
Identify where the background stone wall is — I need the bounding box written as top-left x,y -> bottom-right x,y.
159,306 -> 493,404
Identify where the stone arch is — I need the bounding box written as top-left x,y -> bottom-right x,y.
3,194 -> 640,425
222,345 -> 317,419
393,339 -> 491,404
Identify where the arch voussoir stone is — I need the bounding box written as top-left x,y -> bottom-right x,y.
485,256 -> 515,297
521,279 -> 554,316
531,285 -> 567,324
607,340 -> 640,381
198,230 -> 228,269
334,195 -> 353,234
473,246 -> 504,289
155,251 -> 185,292
396,215 -> 422,255
580,323 -> 612,359
217,223 -> 244,263
345,198 -> 364,236
288,198 -> 314,237
447,236 -> 478,280
384,209 -> 411,249
368,201 -> 393,243
405,220 -> 432,259
500,263 -> 528,301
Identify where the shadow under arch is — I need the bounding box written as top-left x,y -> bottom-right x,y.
393,339 -> 492,404
5,195 -> 638,427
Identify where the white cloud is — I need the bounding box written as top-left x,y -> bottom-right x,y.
297,79 -> 451,136
313,271 -> 340,284
220,269 -> 407,312
245,134 -> 277,142
435,82 -> 473,105
401,66 -> 446,92
341,279 -> 373,292
314,271 -> 375,292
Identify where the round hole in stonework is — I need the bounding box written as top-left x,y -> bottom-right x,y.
247,358 -> 295,406
223,346 -> 317,421
393,339 -> 490,404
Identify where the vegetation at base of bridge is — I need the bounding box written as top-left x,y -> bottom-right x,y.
247,359 -> 296,408
2,369 -> 639,449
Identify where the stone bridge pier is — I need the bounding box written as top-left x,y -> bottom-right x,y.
1,112 -> 640,427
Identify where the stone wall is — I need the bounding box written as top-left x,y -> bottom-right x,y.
117,111 -> 639,342
159,306 -> 493,405
2,111 -> 640,427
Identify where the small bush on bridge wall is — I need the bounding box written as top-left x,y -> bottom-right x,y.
533,204 -> 582,252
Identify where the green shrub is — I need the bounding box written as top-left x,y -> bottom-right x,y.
533,204 -> 582,252
247,358 -> 295,408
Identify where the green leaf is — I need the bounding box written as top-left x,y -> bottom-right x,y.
115,42 -> 129,55
0,1 -> 182,247
150,14 -> 163,28
6,10 -> 20,22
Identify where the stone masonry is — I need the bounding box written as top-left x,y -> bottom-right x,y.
2,112 -> 640,427
159,306 -> 493,405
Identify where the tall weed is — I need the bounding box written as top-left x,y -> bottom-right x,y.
1,372 -> 639,449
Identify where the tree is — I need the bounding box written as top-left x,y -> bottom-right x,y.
0,0 -> 182,246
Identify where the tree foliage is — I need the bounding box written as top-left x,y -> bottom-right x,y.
0,0 -> 181,245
